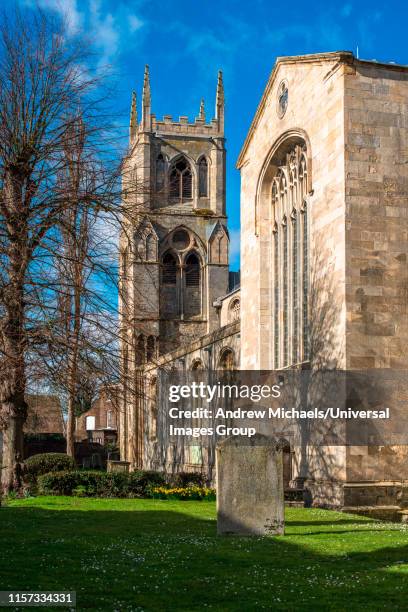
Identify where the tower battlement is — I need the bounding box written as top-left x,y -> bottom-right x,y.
129,66 -> 224,143
151,114 -> 222,138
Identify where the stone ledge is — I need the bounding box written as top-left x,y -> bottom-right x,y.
342,505 -> 402,521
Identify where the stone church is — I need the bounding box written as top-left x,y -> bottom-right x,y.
119,51 -> 408,512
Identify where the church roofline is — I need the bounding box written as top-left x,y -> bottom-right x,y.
236,50 -> 408,169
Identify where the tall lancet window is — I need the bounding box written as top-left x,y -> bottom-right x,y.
184,252 -> 201,318
282,217 -> 289,367
169,157 -> 192,201
292,211 -> 299,364
198,157 -> 208,197
161,251 -> 179,318
162,252 -> 177,285
270,142 -> 309,368
156,154 -> 165,192
273,225 -> 280,368
302,203 -> 309,360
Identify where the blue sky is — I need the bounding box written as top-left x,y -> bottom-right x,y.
17,0 -> 408,270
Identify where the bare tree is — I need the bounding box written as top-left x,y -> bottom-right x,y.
0,6 -> 125,492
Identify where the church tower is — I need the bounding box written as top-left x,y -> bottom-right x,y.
120,67 -> 229,361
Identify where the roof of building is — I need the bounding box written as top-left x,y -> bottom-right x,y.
24,394 -> 64,435
236,50 -> 408,169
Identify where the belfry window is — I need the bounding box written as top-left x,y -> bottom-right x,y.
184,251 -> 201,318
162,252 -> 177,285
198,157 -> 208,197
185,253 -> 200,287
161,251 -> 180,318
169,157 -> 192,201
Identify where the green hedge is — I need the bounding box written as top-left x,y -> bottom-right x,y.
38,469 -> 166,497
169,471 -> 206,488
25,453 -> 76,481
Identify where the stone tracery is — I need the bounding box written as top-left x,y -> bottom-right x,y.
271,142 -> 309,367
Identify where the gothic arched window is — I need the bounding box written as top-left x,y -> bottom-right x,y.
156,154 -> 165,192
271,142 -> 309,368
198,157 -> 208,197
146,233 -> 156,261
273,227 -> 279,368
169,157 -> 192,201
162,252 -> 177,285
292,211 -> 299,364
148,376 -> 158,441
282,217 -> 289,367
191,359 -> 203,370
302,203 -> 309,360
184,252 -> 201,318
185,252 -> 200,287
146,335 -> 156,362
136,334 -> 145,366
228,298 -> 240,323
219,348 -> 235,371
161,252 -> 179,318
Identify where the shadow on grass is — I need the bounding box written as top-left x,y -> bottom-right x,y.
1,502 -> 408,610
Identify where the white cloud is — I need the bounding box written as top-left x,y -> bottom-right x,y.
341,4 -> 352,18
128,14 -> 144,33
89,0 -> 119,68
35,0 -> 84,35
228,228 -> 241,264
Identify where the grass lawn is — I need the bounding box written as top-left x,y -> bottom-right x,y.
1,497 -> 408,611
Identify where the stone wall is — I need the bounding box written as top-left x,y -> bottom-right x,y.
120,321 -> 240,472
237,51 -> 408,506
238,52 -> 348,371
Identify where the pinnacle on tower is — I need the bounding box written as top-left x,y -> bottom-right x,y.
130,90 -> 137,143
141,64 -> 151,131
199,98 -> 205,121
215,70 -> 224,133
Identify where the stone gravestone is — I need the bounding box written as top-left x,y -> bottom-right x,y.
216,433 -> 284,536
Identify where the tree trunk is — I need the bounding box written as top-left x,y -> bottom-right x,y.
66,396 -> 76,457
65,289 -> 80,458
0,174 -> 29,494
1,411 -> 25,494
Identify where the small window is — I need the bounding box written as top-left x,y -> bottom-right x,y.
146,336 -> 156,362
185,253 -> 200,287
146,233 -> 156,261
156,154 -> 165,192
162,252 -> 177,285
229,298 -> 240,322
149,377 -> 158,441
106,410 -> 113,428
86,416 -> 95,431
198,157 -> 208,197
136,334 -> 145,366
219,349 -> 235,371
277,81 -> 288,118
191,359 -> 203,370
